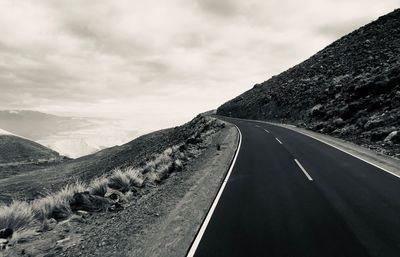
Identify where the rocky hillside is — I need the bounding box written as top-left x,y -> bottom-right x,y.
217,9 -> 400,157
0,115 -> 225,202
0,115 -> 232,257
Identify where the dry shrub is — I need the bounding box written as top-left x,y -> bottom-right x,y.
57,180 -> 87,203
108,169 -> 131,193
146,172 -> 161,183
0,201 -> 34,231
171,145 -> 180,153
0,181 -> 86,233
174,159 -> 183,171
154,153 -> 171,166
124,167 -> 145,188
89,177 -> 109,197
163,147 -> 173,156
32,181 -> 85,221
32,197 -> 60,220
147,163 -> 171,183
9,227 -> 37,244
143,160 -> 156,174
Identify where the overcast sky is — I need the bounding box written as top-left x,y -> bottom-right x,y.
0,0 -> 398,131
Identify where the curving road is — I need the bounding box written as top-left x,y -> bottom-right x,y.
187,117 -> 400,257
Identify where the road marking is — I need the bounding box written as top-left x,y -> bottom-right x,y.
186,125 -> 242,257
230,116 -> 400,180
287,127 -> 400,179
221,116 -> 400,179
294,159 -> 313,181
264,129 -> 270,133
275,138 -> 283,144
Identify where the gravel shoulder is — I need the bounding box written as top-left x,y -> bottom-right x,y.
127,123 -> 238,257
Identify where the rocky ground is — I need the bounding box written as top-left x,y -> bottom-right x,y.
217,9 -> 400,158
0,116 -> 239,257
0,115 -> 223,203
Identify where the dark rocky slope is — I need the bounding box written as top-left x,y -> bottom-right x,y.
217,9 -> 400,157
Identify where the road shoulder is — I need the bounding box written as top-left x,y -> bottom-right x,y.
127,121 -> 239,257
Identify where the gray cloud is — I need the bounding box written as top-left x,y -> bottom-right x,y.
316,16 -> 372,40
0,0 -> 398,131
195,0 -> 240,16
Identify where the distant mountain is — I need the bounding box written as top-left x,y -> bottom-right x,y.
0,129 -> 61,164
40,138 -> 101,158
217,9 -> 400,157
0,110 -> 91,140
0,110 -> 140,158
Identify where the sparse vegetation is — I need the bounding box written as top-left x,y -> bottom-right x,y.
174,159 -> 183,171
32,196 -> 70,221
108,169 -> 131,193
89,177 -> 109,197
124,168 -> 145,188
0,201 -> 33,231
0,115 -> 224,249
31,181 -> 86,221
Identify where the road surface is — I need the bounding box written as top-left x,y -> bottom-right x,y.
188,118 -> 400,257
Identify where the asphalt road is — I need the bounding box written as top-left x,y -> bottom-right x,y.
188,118 -> 400,257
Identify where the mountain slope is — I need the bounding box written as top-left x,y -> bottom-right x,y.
0,115 -> 224,202
0,132 -> 61,164
217,9 -> 400,157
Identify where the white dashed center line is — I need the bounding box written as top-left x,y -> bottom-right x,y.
275,138 -> 283,144
294,159 -> 313,181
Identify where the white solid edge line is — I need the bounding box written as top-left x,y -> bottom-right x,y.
275,138 -> 283,144
291,129 -> 400,179
186,124 -> 243,257
294,159 -> 313,181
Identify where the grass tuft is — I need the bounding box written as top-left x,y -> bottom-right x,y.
174,159 -> 183,171
32,181 -> 85,221
9,227 -> 37,244
0,201 -> 33,231
124,167 -> 145,188
108,169 -> 131,193
57,180 -> 87,203
89,176 -> 109,197
143,160 -> 156,174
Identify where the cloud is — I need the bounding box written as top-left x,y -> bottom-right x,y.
195,0 -> 240,16
0,0 -> 398,131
